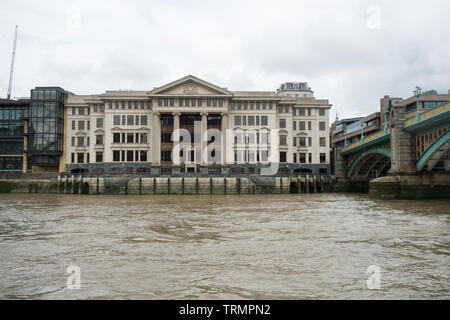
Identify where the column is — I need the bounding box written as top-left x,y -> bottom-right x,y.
221,113 -> 228,165
201,112 -> 208,165
152,112 -> 160,165
172,112 -> 180,165
389,105 -> 416,174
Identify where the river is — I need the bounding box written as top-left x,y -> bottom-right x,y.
0,193 -> 448,299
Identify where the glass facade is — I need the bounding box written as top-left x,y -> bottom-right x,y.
28,87 -> 67,166
0,100 -> 27,171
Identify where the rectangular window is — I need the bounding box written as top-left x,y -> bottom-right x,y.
279,119 -> 286,129
141,115 -> 148,126
87,121 -> 90,130
308,153 -> 312,163
127,150 -> 133,162
293,137 -> 297,146
198,98 -> 202,107
78,107 -> 85,115
170,98 -> 174,107
71,136 -> 75,147
280,135 -> 287,145
300,153 -> 306,163
256,116 -> 260,126
243,116 -> 247,126
319,109 -> 326,116
96,152 -> 103,163
299,137 -> 306,147
140,150 -> 147,162
72,120 -> 75,130
179,98 -> 184,107
113,150 -> 120,162
96,118 -> 103,128
135,115 -> 139,126
234,116 -> 241,126
96,135 -> 103,145
293,153 -> 297,163
77,153 -> 84,163
109,102 -> 113,109
248,116 -> 254,126
308,108 -> 312,116
308,137 -> 312,147
299,121 -> 305,130
261,116 -> 268,126
72,108 -> 76,115
164,98 -> 168,106
140,133 -> 148,143
115,101 -> 119,109
280,152 -> 287,163
308,121 -> 312,130
293,108 -> 296,116
127,133 -> 134,143
121,101 -> 126,109
122,115 -> 126,125
113,115 -> 120,126
134,101 -> 139,109
128,101 -> 132,109
113,133 -> 120,143
293,121 -> 296,130
71,153 -> 75,163
320,137 -> 326,147
320,153 -> 326,163
299,108 -> 305,116
158,99 -> 162,107
77,136 -> 84,147
127,115 -> 134,126
319,121 -> 326,131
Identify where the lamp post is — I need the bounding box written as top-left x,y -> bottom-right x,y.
414,86 -> 422,121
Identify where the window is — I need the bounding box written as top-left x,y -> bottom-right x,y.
280,135 -> 287,145
140,133 -> 148,143
71,137 -> 75,147
293,108 -> 297,116
299,137 -> 306,147
121,101 -> 126,109
198,98 -> 202,107
113,115 -> 120,126
96,152 -> 103,163
127,150 -> 133,162
100,104 -> 104,112
261,116 -> 268,126
308,137 -> 312,147
319,121 -> 326,131
279,119 -> 286,128
128,101 -> 132,109
234,116 -> 241,126
71,153 -> 75,163
308,108 -> 312,116
140,150 -> 147,162
141,115 -> 148,126
115,101 -> 119,109
308,121 -> 312,130
77,136 -> 84,147
87,121 -> 90,130
127,115 -> 134,126
113,133 -> 121,143
161,151 -> 172,162
308,153 -> 312,163
134,101 -> 139,109
78,107 -> 85,115
293,121 -> 296,130
72,120 -> 75,130
293,153 -> 297,163
179,98 -> 184,107
96,118 -> 103,128
109,102 -> 113,109
170,98 -> 174,107
77,153 -> 84,163
113,150 -> 120,162
320,153 -> 326,163
293,137 -> 297,146
72,108 -> 76,115
319,109 -> 326,116
299,108 -> 305,116
158,99 -> 162,107
256,116 -> 260,126
161,133 -> 172,143
164,98 -> 168,107
299,121 -> 305,130
135,115 -> 140,126
96,135 -> 103,145
248,116 -> 254,126
280,152 -> 287,163
320,137 -> 326,147
243,116 -> 246,126
127,133 -> 134,143
299,153 -> 306,163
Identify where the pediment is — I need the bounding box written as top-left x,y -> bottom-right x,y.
297,131 -> 308,136
74,131 -> 87,136
148,75 -> 232,96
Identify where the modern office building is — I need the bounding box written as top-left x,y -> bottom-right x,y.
64,75 -> 332,175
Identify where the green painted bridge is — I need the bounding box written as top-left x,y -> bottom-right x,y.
337,102 -> 450,179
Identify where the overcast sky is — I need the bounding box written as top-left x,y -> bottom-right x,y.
1,0 -> 449,120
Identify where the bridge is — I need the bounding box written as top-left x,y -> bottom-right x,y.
335,102 -> 450,198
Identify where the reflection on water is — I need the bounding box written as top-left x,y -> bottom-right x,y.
0,193 -> 449,299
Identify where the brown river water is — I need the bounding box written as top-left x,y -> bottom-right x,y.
0,193 -> 448,299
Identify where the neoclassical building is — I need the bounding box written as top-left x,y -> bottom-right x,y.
64,75 -> 331,176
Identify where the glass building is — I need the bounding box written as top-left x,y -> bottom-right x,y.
28,87 -> 68,168
0,99 -> 28,171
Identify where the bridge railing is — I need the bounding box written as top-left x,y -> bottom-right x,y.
340,128 -> 390,153
404,102 -> 450,128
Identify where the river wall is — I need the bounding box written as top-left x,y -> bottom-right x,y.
0,175 -> 335,195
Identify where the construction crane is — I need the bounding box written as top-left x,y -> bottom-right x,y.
7,25 -> 18,100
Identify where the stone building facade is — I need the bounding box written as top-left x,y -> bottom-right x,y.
64,75 -> 332,176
